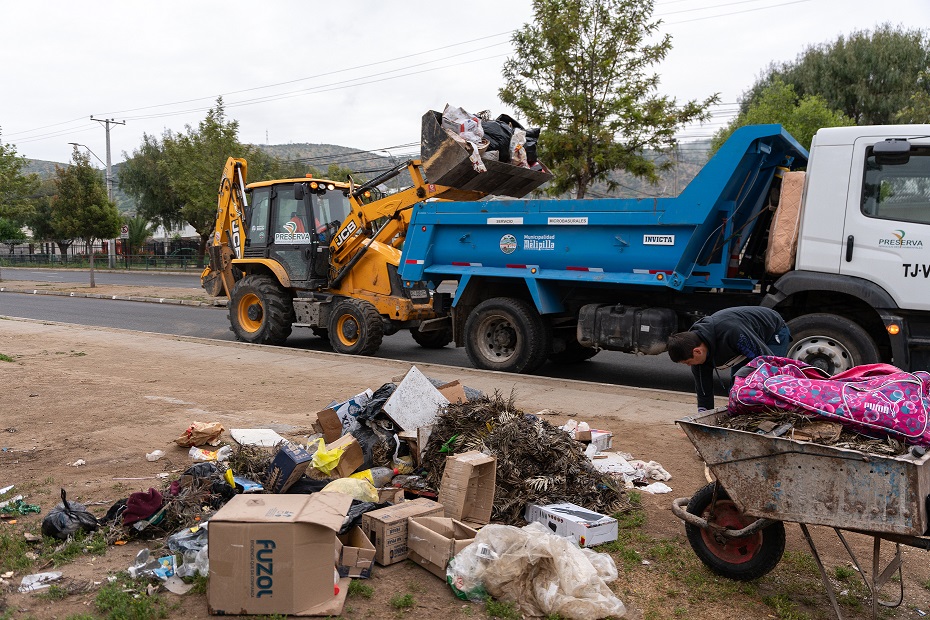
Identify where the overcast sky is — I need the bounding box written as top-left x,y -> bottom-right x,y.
1,0 -> 926,167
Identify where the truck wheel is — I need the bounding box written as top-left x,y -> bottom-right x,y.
229,275 -> 294,345
328,298 -> 383,356
685,483 -> 785,581
410,326 -> 453,349
465,298 -> 547,373
786,313 -> 879,375
549,339 -> 599,364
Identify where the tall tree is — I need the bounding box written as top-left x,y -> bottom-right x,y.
0,135 -> 39,228
712,79 -> 854,153
124,215 -> 153,258
26,179 -> 74,260
741,25 -> 930,126
53,148 -> 122,287
118,131 -> 184,230
499,0 -> 718,199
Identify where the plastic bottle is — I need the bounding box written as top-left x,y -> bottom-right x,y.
349,467 -> 398,487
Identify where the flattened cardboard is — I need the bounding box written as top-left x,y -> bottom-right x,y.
335,526 -> 376,578
265,443 -> 313,493
437,380 -> 467,404
325,433 -> 364,478
408,517 -> 477,579
315,389 -> 373,443
524,501 -> 618,548
438,451 -> 496,526
382,366 -> 449,431
208,493 -> 353,616
361,498 -> 444,565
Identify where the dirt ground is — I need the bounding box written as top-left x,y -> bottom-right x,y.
3,283 -> 930,620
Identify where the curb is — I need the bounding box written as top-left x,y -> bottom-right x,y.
0,286 -> 228,308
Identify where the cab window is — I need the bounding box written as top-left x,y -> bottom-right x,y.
248,187 -> 271,244
862,146 -> 930,225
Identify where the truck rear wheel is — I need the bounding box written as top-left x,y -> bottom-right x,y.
465,298 -> 547,373
410,326 -> 453,349
328,298 -> 383,356
786,313 -> 879,375
229,275 -> 294,345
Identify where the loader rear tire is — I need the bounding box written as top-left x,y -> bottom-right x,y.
410,326 -> 453,349
229,274 -> 294,345
328,298 -> 383,356
465,298 -> 547,373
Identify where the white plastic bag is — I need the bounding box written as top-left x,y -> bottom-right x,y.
447,522 -> 626,619
510,128 -> 529,168
442,104 -> 488,173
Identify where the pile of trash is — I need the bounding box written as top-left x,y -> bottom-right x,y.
6,365 -> 673,619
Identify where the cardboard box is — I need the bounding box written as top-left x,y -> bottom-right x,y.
524,502 -> 618,548
590,430 -> 613,451
335,526 -> 376,579
361,498 -> 444,565
325,433 -> 364,478
407,517 -> 477,579
377,487 -> 404,504
265,443 -> 313,493
208,493 -> 353,616
437,380 -> 467,404
315,389 -> 373,443
438,451 -> 496,526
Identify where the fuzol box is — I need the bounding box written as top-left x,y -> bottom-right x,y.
407,517 -> 478,579
438,451 -> 496,526
524,502 -> 618,548
264,443 -> 313,493
208,493 -> 353,616
361,498 -> 443,565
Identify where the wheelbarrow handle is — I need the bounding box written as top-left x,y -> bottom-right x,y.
672,497 -> 780,539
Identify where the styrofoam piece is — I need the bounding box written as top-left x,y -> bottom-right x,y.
230,428 -> 287,447
382,366 -> 450,431
590,452 -> 636,475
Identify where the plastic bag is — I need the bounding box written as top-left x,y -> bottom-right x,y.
175,421 -> 224,447
41,489 -> 99,540
446,522 -> 626,620
176,545 -> 209,578
321,477 -> 379,503
510,129 -> 529,168
442,104 -> 488,173
166,523 -> 209,553
310,437 -> 345,474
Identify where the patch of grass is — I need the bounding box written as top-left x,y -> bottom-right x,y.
780,550 -> 819,577
39,530 -> 108,567
834,566 -> 856,581
761,594 -> 813,620
95,578 -> 171,620
187,573 -> 209,595
0,353 -> 13,362
37,584 -> 70,600
389,593 -> 415,609
615,508 -> 646,530
64,615 -> 97,620
349,580 -> 374,599
0,528 -> 33,571
407,580 -> 424,594
485,598 -> 520,620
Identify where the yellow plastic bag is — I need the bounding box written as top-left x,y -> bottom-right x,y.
310,438 -> 345,475
320,477 -> 379,503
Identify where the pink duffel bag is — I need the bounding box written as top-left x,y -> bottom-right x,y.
730,356 -> 930,446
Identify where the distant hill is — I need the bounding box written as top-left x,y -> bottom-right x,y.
25,139 -> 712,214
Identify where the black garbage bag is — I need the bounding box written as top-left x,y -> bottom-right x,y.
338,500 -> 391,535
524,127 -> 540,165
356,383 -> 396,422
41,489 -> 99,540
481,120 -> 514,163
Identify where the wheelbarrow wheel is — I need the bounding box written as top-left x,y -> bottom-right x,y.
685,482 -> 785,581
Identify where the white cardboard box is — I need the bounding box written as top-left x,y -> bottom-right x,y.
524,502 -> 617,548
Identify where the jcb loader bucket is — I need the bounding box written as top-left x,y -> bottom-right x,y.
420,110 -> 552,198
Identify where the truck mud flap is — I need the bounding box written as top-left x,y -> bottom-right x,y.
420,110 -> 552,198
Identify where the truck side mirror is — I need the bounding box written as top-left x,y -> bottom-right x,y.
873,139 -> 911,166
294,183 -> 306,200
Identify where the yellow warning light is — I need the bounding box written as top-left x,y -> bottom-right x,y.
656,273 -> 665,280
887,324 -> 901,335
310,182 -> 319,189
305,173 -> 313,178
531,268 -> 537,274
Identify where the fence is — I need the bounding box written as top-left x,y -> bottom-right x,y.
0,253 -> 206,272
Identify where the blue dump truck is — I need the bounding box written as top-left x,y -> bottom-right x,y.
401,120 -> 930,374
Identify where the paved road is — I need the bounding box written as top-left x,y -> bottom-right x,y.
0,291 -> 704,394
0,267 -> 201,288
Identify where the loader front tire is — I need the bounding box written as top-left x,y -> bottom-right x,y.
229,275 -> 294,345
328,298 -> 383,356
465,297 -> 548,373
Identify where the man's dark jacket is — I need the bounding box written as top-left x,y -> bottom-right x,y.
689,307 -> 786,410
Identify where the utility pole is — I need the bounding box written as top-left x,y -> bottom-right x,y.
91,116 -> 125,268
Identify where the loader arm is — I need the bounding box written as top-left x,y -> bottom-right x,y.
201,157 -> 249,297
328,159 -> 485,283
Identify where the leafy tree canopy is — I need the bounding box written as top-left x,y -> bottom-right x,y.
741,24 -> 930,125
118,132 -> 184,230
499,0 -> 718,198
0,135 -> 40,224
712,79 -> 854,153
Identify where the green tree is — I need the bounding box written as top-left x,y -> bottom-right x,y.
741,25 -> 930,126
118,131 -> 184,230
0,217 -> 27,255
499,0 -> 718,199
896,71 -> 930,123
123,215 -> 153,259
711,79 -> 854,153
53,148 -> 122,287
27,179 -> 74,260
0,136 -> 39,226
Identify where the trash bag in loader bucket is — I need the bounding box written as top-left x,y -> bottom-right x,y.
420,110 -> 552,198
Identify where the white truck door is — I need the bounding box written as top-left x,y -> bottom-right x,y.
841,137 -> 930,311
